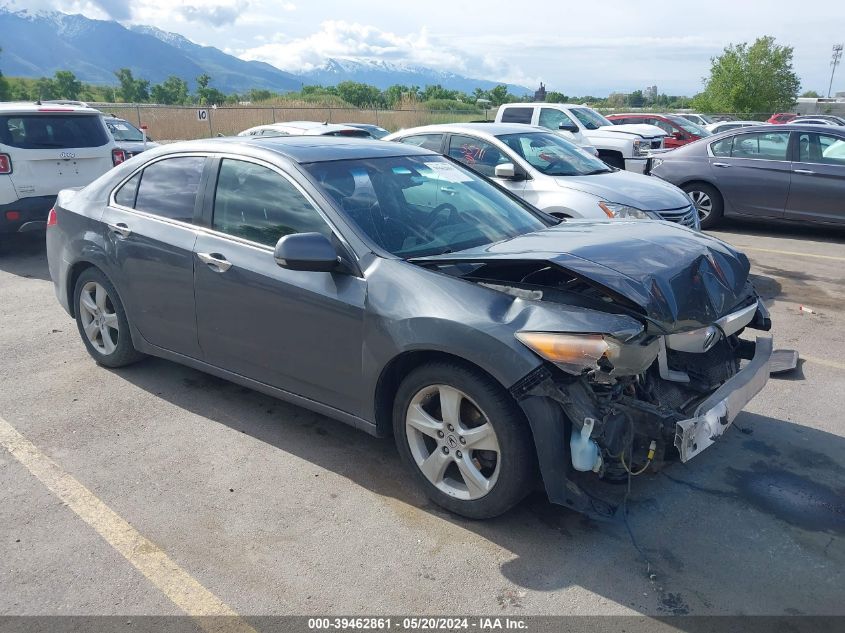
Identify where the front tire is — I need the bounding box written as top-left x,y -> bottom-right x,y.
393,361 -> 536,519
683,182 -> 724,229
73,268 -> 144,368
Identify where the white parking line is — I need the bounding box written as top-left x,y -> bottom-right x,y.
737,246 -> 845,262
0,414 -> 257,633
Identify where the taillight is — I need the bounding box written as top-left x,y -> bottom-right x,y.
0,153 -> 11,174
47,208 -> 57,227
112,149 -> 127,166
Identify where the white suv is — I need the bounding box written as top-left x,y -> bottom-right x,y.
1,103 -> 123,236
496,103 -> 666,173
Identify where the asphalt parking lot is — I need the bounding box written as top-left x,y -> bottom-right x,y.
0,221 -> 843,621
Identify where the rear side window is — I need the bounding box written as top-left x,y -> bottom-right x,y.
212,159 -> 331,246
397,134 -> 444,151
710,132 -> 790,160
798,132 -> 845,166
114,172 -> 141,208
500,107 -> 533,124
134,156 -> 205,222
0,114 -> 110,149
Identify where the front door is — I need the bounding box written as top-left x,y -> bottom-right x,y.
785,130 -> 845,225
193,157 -> 366,415
102,154 -> 208,358
707,130 -> 792,218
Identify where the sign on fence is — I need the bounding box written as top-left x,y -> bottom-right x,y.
196,109 -> 209,121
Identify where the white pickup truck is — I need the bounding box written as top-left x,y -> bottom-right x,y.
496,102 -> 666,173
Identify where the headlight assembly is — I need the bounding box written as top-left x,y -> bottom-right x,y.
515,331 -> 658,376
599,201 -> 651,219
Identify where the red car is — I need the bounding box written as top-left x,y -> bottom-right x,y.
606,113 -> 712,148
767,112 -> 797,124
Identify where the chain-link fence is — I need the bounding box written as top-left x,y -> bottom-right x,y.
93,104 -> 489,141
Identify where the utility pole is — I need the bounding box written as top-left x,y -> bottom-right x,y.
829,44 -> 844,98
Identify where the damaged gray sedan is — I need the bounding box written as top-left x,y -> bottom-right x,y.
47,136 -> 777,519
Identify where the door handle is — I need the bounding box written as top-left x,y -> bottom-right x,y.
107,222 -> 132,238
712,162 -> 731,168
196,252 -> 232,272
793,169 -> 815,175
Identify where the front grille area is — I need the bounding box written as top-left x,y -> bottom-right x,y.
650,139 -> 663,149
656,206 -> 698,228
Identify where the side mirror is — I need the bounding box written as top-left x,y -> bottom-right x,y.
495,162 -> 526,180
274,232 -> 339,272
559,123 -> 579,134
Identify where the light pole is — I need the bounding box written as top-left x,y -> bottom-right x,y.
829,44 -> 844,98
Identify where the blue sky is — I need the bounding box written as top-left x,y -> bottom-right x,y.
10,0 -> 845,96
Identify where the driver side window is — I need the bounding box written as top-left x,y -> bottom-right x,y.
538,108 -> 576,130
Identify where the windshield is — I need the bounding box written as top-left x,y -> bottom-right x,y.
106,119 -> 146,142
497,131 -> 611,176
666,115 -> 712,137
570,107 -> 613,130
304,155 -> 547,258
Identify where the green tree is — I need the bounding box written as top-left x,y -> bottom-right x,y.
488,85 -> 510,106
0,48 -> 10,101
151,75 -> 190,104
195,73 -> 226,105
694,36 -> 800,114
383,84 -> 411,107
114,68 -> 149,102
627,90 -> 645,107
544,91 -> 568,103
801,90 -> 820,98
53,70 -> 82,100
33,77 -> 58,101
335,81 -> 384,107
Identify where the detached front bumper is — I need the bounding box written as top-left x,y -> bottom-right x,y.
674,336 -> 773,462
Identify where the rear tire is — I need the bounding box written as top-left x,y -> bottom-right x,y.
393,361 -> 536,519
683,182 -> 724,229
73,268 -> 144,368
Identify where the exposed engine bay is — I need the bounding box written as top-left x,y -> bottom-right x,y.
418,257 -> 777,512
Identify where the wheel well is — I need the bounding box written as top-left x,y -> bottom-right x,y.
373,350 -> 511,437
597,149 -> 623,160
680,179 -> 722,200
66,261 -> 96,318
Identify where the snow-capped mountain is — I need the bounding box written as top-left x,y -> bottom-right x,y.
0,8 -> 529,96
302,58 -> 528,94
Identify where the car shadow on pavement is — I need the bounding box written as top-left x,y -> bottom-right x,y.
112,357 -> 845,617
0,234 -> 51,282
714,218 -> 845,243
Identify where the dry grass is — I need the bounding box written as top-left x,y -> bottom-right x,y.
97,104 -> 483,141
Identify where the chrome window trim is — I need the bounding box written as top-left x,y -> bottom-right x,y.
108,151 -> 361,265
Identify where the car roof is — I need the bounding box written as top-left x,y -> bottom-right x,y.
499,102 -> 588,108
159,135 -> 436,163
257,121 -> 360,132
0,102 -> 102,115
393,122 -> 549,138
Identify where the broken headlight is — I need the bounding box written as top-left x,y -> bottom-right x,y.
598,201 -> 651,220
515,331 -> 658,376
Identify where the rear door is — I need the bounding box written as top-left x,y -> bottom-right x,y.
0,112 -> 114,198
193,157 -> 366,414
707,130 -> 792,218
103,154 -> 209,358
785,130 -> 845,224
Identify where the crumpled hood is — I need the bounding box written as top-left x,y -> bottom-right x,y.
414,220 -> 752,330
592,123 -> 666,139
554,169 -> 690,211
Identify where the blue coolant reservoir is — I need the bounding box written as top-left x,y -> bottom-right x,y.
570,417 -> 603,472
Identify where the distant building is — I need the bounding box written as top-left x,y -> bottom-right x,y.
534,82 -> 547,102
645,85 -> 658,102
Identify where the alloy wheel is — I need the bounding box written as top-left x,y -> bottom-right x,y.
405,384 -> 501,500
689,189 -> 713,222
78,281 -> 119,355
